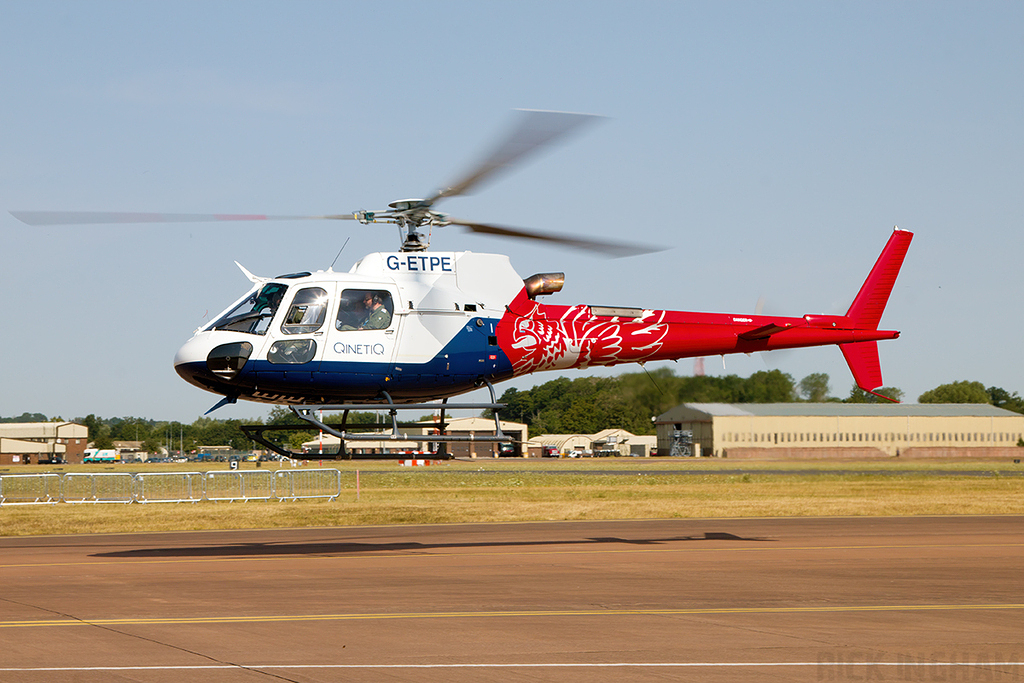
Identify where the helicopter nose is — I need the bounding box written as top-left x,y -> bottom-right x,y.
173,336 -> 210,388
173,335 -> 254,390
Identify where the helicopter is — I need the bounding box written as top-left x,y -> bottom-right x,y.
11,110 -> 913,458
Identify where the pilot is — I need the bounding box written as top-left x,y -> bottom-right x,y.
338,292 -> 391,330
361,292 -> 391,330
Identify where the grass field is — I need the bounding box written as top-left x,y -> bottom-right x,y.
1,458 -> 1022,536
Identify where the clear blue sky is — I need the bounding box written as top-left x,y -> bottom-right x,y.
2,1 -> 1021,423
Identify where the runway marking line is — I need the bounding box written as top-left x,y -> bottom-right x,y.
2,541 -> 1022,571
1,662 -> 1022,672
2,603 -> 1023,629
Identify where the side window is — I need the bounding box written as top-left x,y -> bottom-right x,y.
281,287 -> 328,335
268,339 -> 317,365
336,289 -> 394,331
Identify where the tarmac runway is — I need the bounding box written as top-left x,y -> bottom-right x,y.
1,516 -> 1022,682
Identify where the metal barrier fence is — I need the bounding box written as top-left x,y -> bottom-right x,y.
203,470 -> 273,502
63,472 -> 135,504
0,473 -> 61,505
274,469 -> 341,501
134,472 -> 205,503
0,470 -> 343,505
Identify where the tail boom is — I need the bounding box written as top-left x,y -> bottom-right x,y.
497,229 -> 912,396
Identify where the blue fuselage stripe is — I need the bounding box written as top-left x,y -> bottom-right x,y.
178,317 -> 514,403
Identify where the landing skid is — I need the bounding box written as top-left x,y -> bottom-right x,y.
240,383 -> 511,460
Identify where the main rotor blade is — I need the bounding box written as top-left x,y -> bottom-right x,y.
448,218 -> 661,258
9,211 -> 357,226
426,110 -> 601,205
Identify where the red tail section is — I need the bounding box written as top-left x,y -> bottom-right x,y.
840,341 -> 887,398
845,228 -> 913,330
840,228 -> 913,400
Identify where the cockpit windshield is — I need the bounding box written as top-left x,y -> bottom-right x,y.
210,282 -> 289,335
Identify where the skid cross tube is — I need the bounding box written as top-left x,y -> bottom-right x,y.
240,385 -> 510,460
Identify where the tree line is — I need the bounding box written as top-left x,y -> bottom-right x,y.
495,371 -> 1024,437
1,411 -> 285,453
4,375 -> 1022,447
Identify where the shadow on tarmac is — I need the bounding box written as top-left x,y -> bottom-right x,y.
93,531 -> 775,559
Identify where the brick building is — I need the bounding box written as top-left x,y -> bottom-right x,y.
0,422 -> 89,465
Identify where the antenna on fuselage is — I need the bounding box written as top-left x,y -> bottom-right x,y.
329,237 -> 351,271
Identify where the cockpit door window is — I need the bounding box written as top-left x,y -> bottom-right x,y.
281,287 -> 328,335
336,289 -> 394,331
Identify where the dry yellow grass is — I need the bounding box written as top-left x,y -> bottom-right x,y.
2,460 -> 1022,536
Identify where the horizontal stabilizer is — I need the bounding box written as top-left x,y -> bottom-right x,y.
738,323 -> 797,341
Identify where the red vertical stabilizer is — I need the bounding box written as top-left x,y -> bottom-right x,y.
840,341 -> 895,401
845,227 -> 913,330
840,227 -> 913,400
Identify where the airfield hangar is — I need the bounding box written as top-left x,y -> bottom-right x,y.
0,422 -> 89,465
655,403 -> 1024,459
